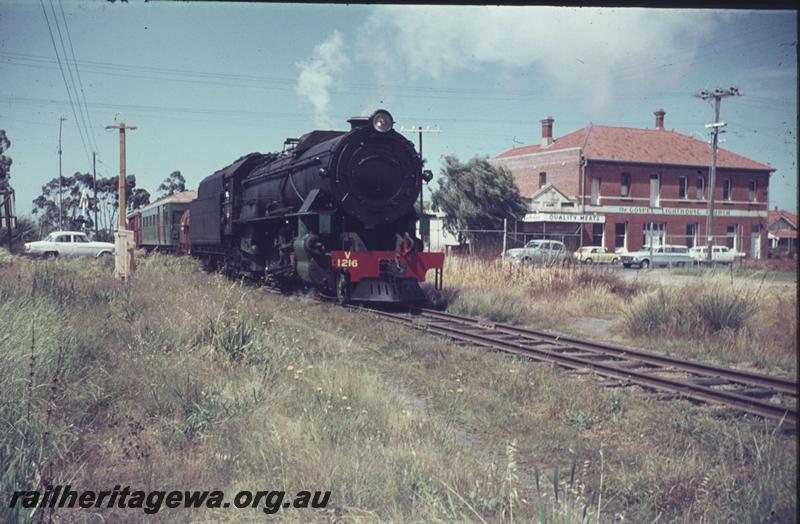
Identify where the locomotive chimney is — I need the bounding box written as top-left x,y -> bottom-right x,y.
541,116 -> 554,147
654,109 -> 665,130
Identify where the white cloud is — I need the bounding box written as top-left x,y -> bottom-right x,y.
359,6 -> 718,116
296,31 -> 348,127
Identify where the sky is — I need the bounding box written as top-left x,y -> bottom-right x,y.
0,2 -> 797,220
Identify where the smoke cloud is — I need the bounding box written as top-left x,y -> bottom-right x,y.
296,31 -> 348,127
359,7 -> 718,116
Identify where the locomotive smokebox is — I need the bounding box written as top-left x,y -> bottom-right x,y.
331,118 -> 420,225
228,110 -> 421,228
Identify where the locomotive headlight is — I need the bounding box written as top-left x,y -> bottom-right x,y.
371,110 -> 394,133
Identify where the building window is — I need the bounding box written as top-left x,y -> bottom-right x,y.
748,180 -> 757,202
591,178 -> 601,205
696,177 -> 705,200
620,173 -> 630,197
751,223 -> 761,259
686,223 -> 698,248
679,176 -> 687,199
723,179 -> 732,201
649,174 -> 660,207
539,172 -> 547,188
726,224 -> 738,250
592,223 -> 603,246
615,223 -> 627,251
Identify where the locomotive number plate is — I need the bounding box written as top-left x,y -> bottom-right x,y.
333,251 -> 359,268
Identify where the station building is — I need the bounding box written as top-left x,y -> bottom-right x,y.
491,111 -> 774,258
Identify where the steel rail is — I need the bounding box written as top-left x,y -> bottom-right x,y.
361,308 -> 796,428
418,308 -> 798,395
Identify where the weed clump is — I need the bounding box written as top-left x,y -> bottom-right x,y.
212,318 -> 257,362
622,283 -> 757,338
0,247 -> 16,268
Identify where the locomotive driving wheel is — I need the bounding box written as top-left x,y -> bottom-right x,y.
335,271 -> 351,305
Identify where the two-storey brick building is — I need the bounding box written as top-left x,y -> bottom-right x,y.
492,111 -> 774,258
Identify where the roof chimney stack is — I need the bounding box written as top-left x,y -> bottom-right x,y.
541,116 -> 554,147
654,109 -> 665,130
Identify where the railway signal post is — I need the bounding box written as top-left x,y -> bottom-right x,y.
105,121 -> 136,280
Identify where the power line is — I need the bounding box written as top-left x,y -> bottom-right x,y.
48,0 -> 95,156
38,0 -> 92,170
56,0 -> 98,154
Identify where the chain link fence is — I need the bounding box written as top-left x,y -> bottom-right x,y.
424,228 -> 764,260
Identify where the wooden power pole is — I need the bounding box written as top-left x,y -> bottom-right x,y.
695,87 -> 740,263
105,121 -> 136,279
105,122 -> 136,228
93,152 -> 98,238
58,115 -> 66,230
400,125 -> 441,214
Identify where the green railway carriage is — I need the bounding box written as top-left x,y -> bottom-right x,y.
128,191 -> 196,251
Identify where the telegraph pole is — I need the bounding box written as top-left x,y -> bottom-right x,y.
105,122 -> 136,228
58,115 -> 66,230
399,125 -> 441,214
105,121 -> 136,279
93,152 -> 98,238
695,87 -> 740,263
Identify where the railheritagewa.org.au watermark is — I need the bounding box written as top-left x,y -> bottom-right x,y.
9,485 -> 331,515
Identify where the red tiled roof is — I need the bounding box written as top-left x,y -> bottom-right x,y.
768,209 -> 797,229
496,124 -> 774,171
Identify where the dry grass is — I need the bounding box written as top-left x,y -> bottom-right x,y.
433,256 -> 797,375
359,314 -> 797,523
0,253 -> 595,522
429,256 -> 640,327
1,251 -> 795,522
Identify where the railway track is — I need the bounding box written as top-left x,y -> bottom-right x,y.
358,306 -> 797,429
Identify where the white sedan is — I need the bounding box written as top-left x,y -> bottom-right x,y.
688,245 -> 744,264
24,231 -> 115,258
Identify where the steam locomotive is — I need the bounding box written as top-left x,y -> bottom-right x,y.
156,109 -> 443,303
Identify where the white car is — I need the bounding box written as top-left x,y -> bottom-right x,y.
505,240 -> 570,266
24,231 -> 115,259
688,245 -> 744,264
620,245 -> 695,269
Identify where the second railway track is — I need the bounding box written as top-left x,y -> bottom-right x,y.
357,306 -> 797,429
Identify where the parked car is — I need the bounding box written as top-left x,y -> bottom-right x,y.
620,245 -> 694,269
688,245 -> 744,264
24,231 -> 115,258
505,240 -> 570,266
573,246 -> 619,265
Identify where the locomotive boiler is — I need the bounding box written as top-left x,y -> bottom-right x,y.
188,109 -> 443,303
